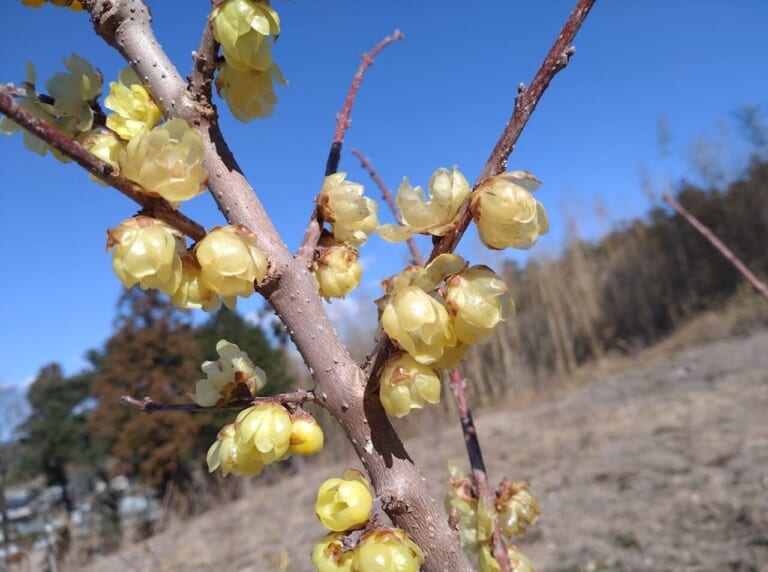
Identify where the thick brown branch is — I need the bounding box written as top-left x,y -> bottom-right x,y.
662,193 -> 768,301
0,85 -> 206,241
430,0 -> 596,260
122,389 -> 315,413
351,148 -> 425,266
325,30 -> 404,176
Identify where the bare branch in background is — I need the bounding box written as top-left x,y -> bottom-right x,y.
122,389 -> 316,413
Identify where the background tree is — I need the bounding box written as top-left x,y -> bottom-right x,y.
17,363 -> 93,514
88,288 -> 205,495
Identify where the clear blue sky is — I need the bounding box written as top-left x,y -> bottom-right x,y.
1,0 -> 766,397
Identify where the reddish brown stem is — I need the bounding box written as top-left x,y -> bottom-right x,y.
0,86 -> 207,242
662,193 -> 768,301
350,148 -> 425,266
430,0 -> 596,260
325,30 -> 405,176
121,389 -> 316,413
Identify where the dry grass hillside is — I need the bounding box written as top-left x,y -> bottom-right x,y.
75,323 -> 768,572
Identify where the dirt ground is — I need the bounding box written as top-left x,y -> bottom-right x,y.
81,327 -> 768,572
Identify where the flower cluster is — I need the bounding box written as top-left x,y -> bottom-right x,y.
0,56 -> 102,160
445,464 -> 538,571
211,0 -> 287,121
470,171 -> 549,250
207,403 -> 324,477
312,470 -> 424,571
21,0 -> 83,12
378,254 -> 512,373
108,219 -> 267,309
378,166 -> 470,242
311,174 -> 378,300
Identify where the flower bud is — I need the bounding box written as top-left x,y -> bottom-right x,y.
235,403 -> 292,464
105,67 -> 163,140
379,353 -> 441,418
216,61 -> 287,122
318,173 -> 378,246
381,285 -> 456,365
107,216 -> 185,295
211,0 -> 280,72
496,479 -> 540,537
315,469 -> 373,532
312,235 -> 362,300
119,118 -> 208,202
470,171 -> 548,250
189,339 -> 266,406
195,225 -> 268,298
445,265 -> 513,345
206,422 -> 264,478
357,528 -> 425,572
288,411 -> 324,456
311,533 -> 358,572
379,166 -> 470,242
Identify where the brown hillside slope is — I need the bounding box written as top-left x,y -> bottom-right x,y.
83,328 -> 768,572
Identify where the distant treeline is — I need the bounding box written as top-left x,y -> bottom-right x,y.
458,157 -> 768,401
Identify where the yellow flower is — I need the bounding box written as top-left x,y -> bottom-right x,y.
379,353 -> 441,418
379,166 -> 470,242
381,284 -> 456,365
211,0 -> 280,72
206,423 -> 264,478
21,0 -> 46,7
171,256 -> 223,313
470,171 -> 548,250
195,225 -> 268,299
357,528 -> 425,572
43,53 -> 102,132
49,0 -> 84,9
78,129 -> 124,184
105,67 -> 163,140
119,118 -> 208,202
107,216 -> 185,296
312,235 -> 362,300
315,469 -> 373,532
311,533 -> 358,572
235,403 -> 292,464
445,265 -> 513,345
318,173 -> 379,247
288,411 -> 324,456
496,479 -> 540,538
215,61 -> 287,122
189,339 -> 266,407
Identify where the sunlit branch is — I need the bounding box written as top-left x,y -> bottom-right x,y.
325,29 -> 404,176
122,389 -> 316,413
430,0 -> 596,260
662,193 -> 768,301
187,0 -> 219,108
0,85 -> 207,242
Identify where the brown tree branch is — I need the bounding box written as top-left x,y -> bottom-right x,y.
0,85 -> 206,242
121,389 -> 315,413
662,193 -> 768,301
351,148 -> 425,266
80,2 -> 471,569
430,0 -> 596,260
187,0 -> 218,109
326,29 -> 405,176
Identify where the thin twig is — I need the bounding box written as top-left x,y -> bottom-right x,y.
662,193 -> 768,301
0,85 -> 207,242
430,0 -> 596,260
351,148 -> 425,266
187,0 -> 219,108
325,29 -> 404,176
121,389 -> 316,413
